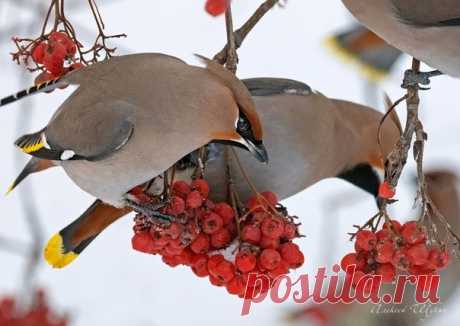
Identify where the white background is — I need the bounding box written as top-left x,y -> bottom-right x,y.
1,1 -> 460,325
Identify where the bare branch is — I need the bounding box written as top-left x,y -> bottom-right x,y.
214,0 -> 280,64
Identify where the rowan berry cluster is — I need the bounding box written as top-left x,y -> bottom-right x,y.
0,290 -> 68,326
29,32 -> 84,87
341,220 -> 450,286
131,179 -> 304,297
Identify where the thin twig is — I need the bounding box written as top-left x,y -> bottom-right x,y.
214,0 -> 280,64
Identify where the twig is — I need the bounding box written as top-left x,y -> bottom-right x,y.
384,59 -> 421,191
223,5 -> 238,73
214,0 -> 280,64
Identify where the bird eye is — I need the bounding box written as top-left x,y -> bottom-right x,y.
237,116 -> 250,132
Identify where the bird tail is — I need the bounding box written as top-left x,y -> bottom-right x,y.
324,24 -> 403,81
0,77 -> 68,107
44,200 -> 131,269
6,158 -> 55,195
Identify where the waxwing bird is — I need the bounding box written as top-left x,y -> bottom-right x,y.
326,24 -> 403,81
9,78 -> 400,268
342,0 -> 460,81
2,53 -> 267,209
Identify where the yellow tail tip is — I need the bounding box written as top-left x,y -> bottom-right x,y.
44,233 -> 78,269
323,36 -> 389,82
5,184 -> 15,196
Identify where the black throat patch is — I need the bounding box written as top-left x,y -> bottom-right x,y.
337,164 -> 381,198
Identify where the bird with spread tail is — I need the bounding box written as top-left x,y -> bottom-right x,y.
0,53 -> 268,267
7,78 -> 402,268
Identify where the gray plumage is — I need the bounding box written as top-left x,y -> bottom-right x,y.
14,53 -> 264,207
342,0 -> 460,77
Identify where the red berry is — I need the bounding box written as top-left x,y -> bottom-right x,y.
209,275 -> 226,287
378,181 -> 396,199
401,221 -> 427,245
383,220 -> 402,233
268,259 -> 290,279
375,240 -> 395,264
191,179 -> 210,199
186,190 -> 203,208
202,212 -> 224,234
191,254 -> 209,277
341,253 -> 361,272
261,191 -> 279,207
259,236 -> 280,249
205,0 -> 230,17
190,233 -> 210,254
65,41 -> 77,57
164,222 -> 183,240
428,248 -> 450,270
49,31 -> 71,44
149,230 -> 169,247
163,238 -> 184,256
213,203 -> 235,225
129,186 -> 152,204
279,243 -> 304,268
261,216 -> 284,239
376,229 -> 390,241
43,53 -> 64,76
376,263 -> 396,283
235,251 -> 257,273
167,196 -> 185,215
241,225 -> 261,245
406,243 -> 429,266
391,249 -> 410,270
355,230 -> 377,251
132,232 -> 156,254
226,275 -> 245,295
162,255 -> 182,267
214,260 -> 235,283
247,196 -> 266,213
211,228 -> 231,248
282,222 -> 297,240
259,249 -> 281,271
32,42 -> 48,64
172,181 -> 191,198
208,254 -> 225,277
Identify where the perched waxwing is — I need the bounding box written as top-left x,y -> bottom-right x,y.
325,24 -> 403,81
2,53 -> 267,208
342,0 -> 460,79
10,78 -> 401,268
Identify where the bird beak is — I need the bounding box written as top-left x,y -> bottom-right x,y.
247,141 -> 269,163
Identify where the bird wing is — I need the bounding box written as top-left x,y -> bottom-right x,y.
16,100 -> 135,162
391,0 -> 460,26
242,78 -> 312,96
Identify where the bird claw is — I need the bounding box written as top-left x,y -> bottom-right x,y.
401,69 -> 443,89
125,199 -> 173,225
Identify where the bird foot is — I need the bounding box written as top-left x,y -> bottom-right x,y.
401,69 -> 443,89
125,199 -> 173,225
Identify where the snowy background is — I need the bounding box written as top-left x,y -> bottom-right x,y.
1,1 -> 460,325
